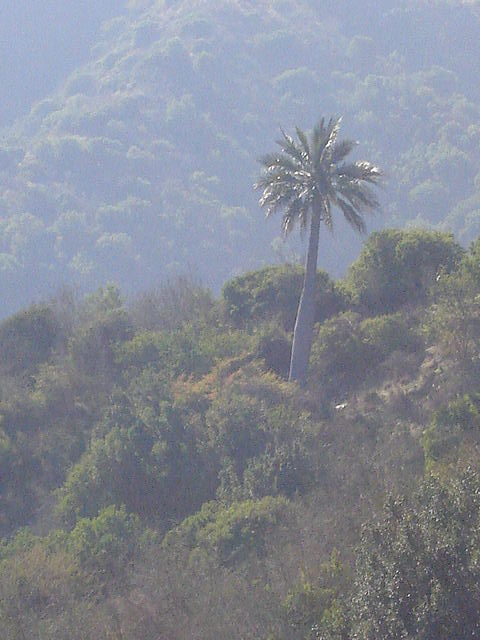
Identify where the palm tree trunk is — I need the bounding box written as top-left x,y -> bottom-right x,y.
289,207 -> 321,385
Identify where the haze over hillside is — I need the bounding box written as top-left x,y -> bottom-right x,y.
1,0 -> 480,314
0,0 -> 127,127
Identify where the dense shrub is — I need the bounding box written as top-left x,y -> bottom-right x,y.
351,471 -> 480,639
222,265 -> 344,330
0,304 -> 59,379
253,321 -> 292,378
283,553 -> 349,640
346,229 -> 463,314
68,286 -> 133,380
361,312 -> 423,360
164,496 -> 289,565
57,380 -> 209,528
428,251 -> 480,376
434,394 -> 480,432
310,311 -> 424,397
309,312 -> 371,397
242,439 -> 314,499
129,275 -> 215,332
422,395 -> 480,469
65,505 -> 142,583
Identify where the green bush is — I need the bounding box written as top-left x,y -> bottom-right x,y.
346,229 -> 463,314
57,381 -> 209,528
428,253 -> 480,376
361,312 -> 423,359
242,439 -> 314,499
434,394 -> 480,432
205,374 -> 314,502
310,311 -> 424,396
116,325 -> 249,380
351,471 -> 480,639
0,304 -> 59,379
222,265 -> 344,330
164,496 -> 289,565
66,505 -> 140,582
253,322 -> 292,379
206,392 -> 269,478
309,312 -> 372,396
283,552 -> 349,640
115,327 -> 212,378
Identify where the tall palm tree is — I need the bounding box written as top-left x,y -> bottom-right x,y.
255,117 -> 382,385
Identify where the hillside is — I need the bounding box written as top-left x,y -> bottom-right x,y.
0,0 -> 127,127
2,227 -> 480,638
1,0 -> 480,314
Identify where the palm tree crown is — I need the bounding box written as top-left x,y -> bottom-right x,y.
255,117 -> 382,384
255,116 -> 382,236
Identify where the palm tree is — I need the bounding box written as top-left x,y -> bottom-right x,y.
255,117 -> 382,385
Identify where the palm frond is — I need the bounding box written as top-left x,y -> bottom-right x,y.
321,198 -> 333,232
336,180 -> 380,211
337,161 -> 383,183
331,139 -> 357,164
281,198 -> 308,237
295,126 -> 311,159
336,198 -> 367,234
321,116 -> 342,164
276,128 -> 305,164
254,163 -> 300,192
312,118 -> 326,148
258,152 -> 300,173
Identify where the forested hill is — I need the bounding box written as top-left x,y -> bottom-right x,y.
0,0 -> 127,127
2,0 -> 480,315
3,227 -> 480,638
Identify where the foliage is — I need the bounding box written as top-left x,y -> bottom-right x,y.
65,505 -> 141,583
56,378 -> 210,528
164,496 -> 289,565
422,394 -> 480,470
1,1 -> 480,315
130,274 -> 215,332
428,245 -> 480,376
0,544 -> 82,633
68,286 -> 133,380
222,264 -> 344,330
434,394 -> 480,433
253,321 -> 292,378
201,365 -> 315,501
346,229 -> 463,314
309,312 -> 372,397
283,552 -> 349,640
309,309 -> 424,399
2,230 -> 480,637
351,470 -> 480,639
360,312 -> 423,360
0,304 -> 59,380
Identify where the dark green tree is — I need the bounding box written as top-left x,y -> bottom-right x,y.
255,117 -> 382,384
351,471 -> 480,640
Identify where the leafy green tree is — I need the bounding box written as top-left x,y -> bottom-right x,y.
256,117 -> 382,384
57,377 -> 210,528
428,256 -> 480,379
164,496 -> 289,565
347,229 -> 463,314
221,264 -> 344,331
309,312 -> 371,398
0,304 -> 59,380
66,505 -> 141,584
351,471 -> 480,640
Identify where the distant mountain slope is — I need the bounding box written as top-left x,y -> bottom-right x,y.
1,0 -> 480,314
0,0 -> 127,127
